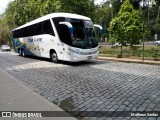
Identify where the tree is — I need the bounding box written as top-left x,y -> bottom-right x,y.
104,0 -> 142,18
6,0 -> 61,27
94,4 -> 112,41
0,0 -> 61,45
0,19 -> 12,46
0,1 -> 18,46
60,0 -> 96,21
4,0 -> 95,27
140,0 -> 160,40
1,0 -> 97,46
109,0 -> 143,56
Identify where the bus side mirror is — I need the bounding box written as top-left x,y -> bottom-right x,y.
59,22 -> 73,35
94,24 -> 103,35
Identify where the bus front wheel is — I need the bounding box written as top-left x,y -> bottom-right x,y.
50,51 -> 58,63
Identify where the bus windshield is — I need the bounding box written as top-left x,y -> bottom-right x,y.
53,17 -> 98,49
71,19 -> 98,49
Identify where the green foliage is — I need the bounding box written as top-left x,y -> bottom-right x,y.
0,0 -> 159,46
0,19 -> 12,46
95,4 -> 111,37
60,0 -> 95,21
109,0 -> 143,46
106,0 -> 141,18
152,48 -> 160,60
0,0 -> 96,45
155,0 -> 160,6
11,0 -> 61,26
143,4 -> 160,39
153,19 -> 160,34
3,0 -> 95,27
0,0 -> 61,45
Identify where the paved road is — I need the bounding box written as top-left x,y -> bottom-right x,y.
0,52 -> 160,120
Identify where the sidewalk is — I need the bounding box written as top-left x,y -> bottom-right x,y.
0,69 -> 77,120
98,56 -> 160,65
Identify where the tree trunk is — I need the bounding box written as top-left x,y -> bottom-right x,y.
7,33 -> 12,47
157,6 -> 160,23
120,45 -> 122,56
117,45 -> 123,58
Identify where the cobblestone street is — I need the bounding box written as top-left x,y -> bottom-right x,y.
0,52 -> 160,120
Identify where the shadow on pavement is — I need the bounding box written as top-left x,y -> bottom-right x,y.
22,55 -> 110,66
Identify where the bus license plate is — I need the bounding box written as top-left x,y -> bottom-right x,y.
87,56 -> 92,60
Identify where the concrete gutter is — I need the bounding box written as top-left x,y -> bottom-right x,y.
98,56 -> 160,65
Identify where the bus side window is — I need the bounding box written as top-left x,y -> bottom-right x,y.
13,31 -> 17,38
23,27 -> 28,37
42,20 -> 55,36
34,23 -> 42,35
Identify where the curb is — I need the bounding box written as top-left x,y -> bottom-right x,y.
98,57 -> 160,65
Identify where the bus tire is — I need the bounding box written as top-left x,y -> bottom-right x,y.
50,51 -> 58,63
18,49 -> 21,56
21,49 -> 25,57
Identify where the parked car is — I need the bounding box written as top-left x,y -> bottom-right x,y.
114,42 -> 122,46
154,40 -> 160,46
113,42 -> 128,47
1,45 -> 11,52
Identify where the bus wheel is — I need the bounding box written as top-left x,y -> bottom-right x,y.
50,51 -> 58,63
18,49 -> 21,56
21,49 -> 25,57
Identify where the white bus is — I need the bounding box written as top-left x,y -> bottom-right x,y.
12,13 -> 103,62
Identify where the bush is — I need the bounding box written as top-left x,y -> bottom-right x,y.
99,46 -> 160,60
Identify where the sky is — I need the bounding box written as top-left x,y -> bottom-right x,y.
0,0 -> 14,15
0,0 -> 104,15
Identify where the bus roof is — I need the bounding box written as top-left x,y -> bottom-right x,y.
13,13 -> 91,31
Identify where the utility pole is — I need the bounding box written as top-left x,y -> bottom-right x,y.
148,0 -> 150,21
142,0 -> 145,61
142,22 -> 145,61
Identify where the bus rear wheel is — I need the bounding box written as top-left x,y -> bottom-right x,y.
19,49 -> 25,57
18,49 -> 21,56
50,51 -> 58,63
21,49 -> 25,57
